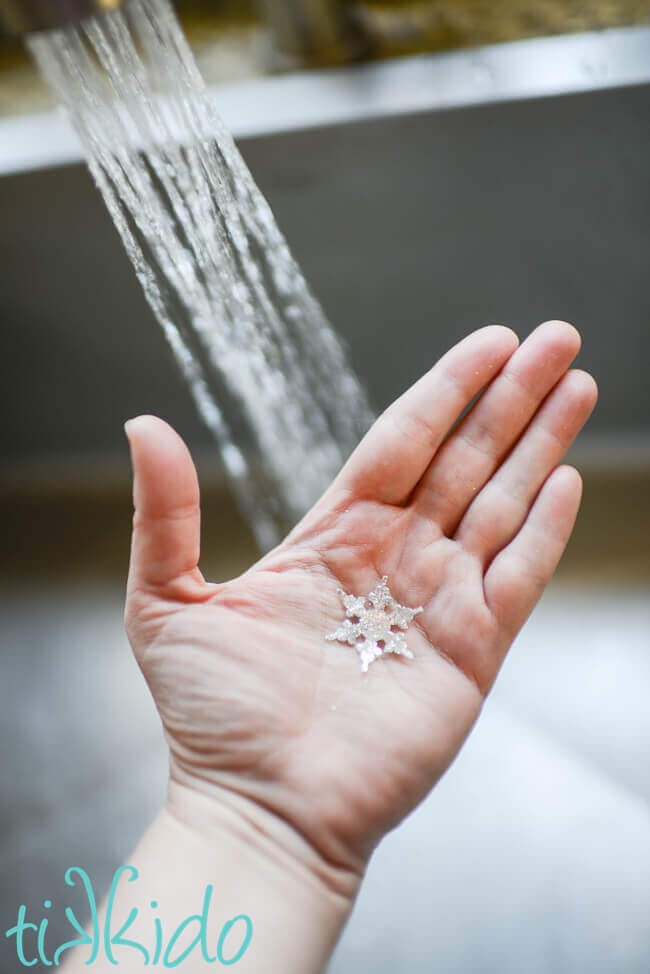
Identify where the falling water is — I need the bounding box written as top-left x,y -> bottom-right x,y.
28,0 -> 374,550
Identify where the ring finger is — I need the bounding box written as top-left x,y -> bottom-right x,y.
454,368 -> 598,566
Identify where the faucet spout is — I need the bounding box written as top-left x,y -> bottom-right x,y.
0,0 -> 123,34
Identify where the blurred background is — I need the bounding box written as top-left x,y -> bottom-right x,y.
1,0 -> 649,971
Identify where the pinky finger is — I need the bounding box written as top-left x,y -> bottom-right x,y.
483,465 -> 583,642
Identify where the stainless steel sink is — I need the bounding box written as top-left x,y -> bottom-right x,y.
1,25 -> 649,477
1,29 -> 649,974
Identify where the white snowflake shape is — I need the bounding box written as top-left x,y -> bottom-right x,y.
326,576 -> 424,673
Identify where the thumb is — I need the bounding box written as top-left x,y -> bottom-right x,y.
124,415 -> 204,596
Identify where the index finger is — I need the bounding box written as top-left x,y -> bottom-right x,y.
332,325 -> 520,506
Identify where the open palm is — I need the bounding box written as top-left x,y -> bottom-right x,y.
125,321 -> 596,879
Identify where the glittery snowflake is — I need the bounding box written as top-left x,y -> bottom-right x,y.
326,576 -> 424,673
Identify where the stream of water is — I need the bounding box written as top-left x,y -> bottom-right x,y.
28,0 -> 374,549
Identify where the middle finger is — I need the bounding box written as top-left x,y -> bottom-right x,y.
412,319 -> 581,534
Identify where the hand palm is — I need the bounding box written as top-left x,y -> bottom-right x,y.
125,322 -> 596,874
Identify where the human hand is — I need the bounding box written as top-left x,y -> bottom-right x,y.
124,320 -> 596,895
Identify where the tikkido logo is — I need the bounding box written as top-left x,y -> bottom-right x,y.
5,866 -> 253,967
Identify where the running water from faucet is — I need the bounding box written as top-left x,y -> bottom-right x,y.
28,0 -> 374,550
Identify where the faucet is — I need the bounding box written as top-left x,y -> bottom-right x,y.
0,0 -> 122,33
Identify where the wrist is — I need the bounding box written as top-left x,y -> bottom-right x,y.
61,785 -> 360,974
163,776 -> 362,971
166,773 -> 363,899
